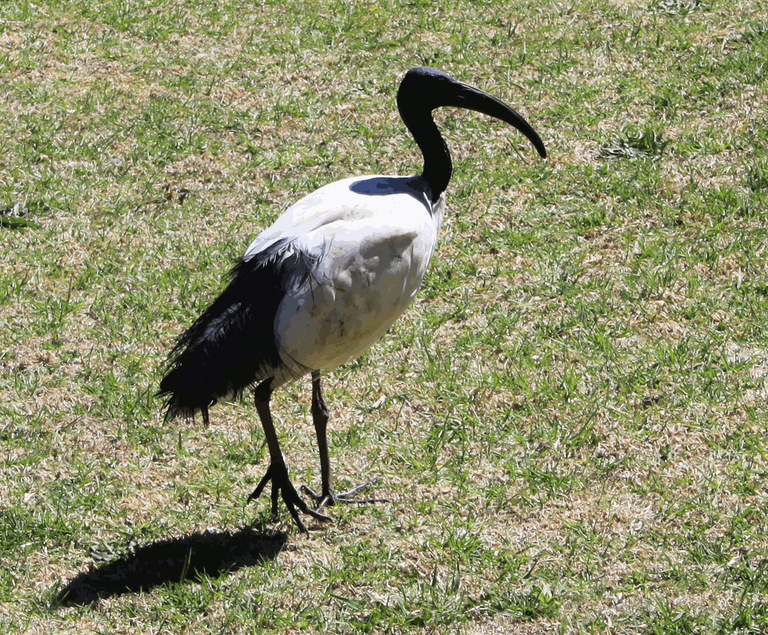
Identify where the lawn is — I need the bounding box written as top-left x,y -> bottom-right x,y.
1,0 -> 767,632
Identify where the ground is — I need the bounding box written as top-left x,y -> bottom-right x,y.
1,0 -> 767,633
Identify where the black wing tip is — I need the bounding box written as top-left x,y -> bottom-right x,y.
156,237 -> 319,426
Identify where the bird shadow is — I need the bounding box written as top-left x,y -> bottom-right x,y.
53,525 -> 288,607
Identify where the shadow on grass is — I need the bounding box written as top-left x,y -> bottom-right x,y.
54,525 -> 288,606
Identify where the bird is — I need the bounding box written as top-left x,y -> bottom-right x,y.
158,66 -> 547,532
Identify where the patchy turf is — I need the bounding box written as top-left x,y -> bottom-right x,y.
1,0 -> 767,633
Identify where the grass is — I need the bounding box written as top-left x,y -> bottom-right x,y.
1,0 -> 767,632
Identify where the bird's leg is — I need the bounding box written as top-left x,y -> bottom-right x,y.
247,379 -> 330,532
311,373 -> 334,503
301,373 -> 388,513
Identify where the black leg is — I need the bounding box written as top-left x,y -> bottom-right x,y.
312,372 -> 333,501
301,373 -> 389,513
247,379 -> 330,532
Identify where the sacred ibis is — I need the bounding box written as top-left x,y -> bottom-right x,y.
158,66 -> 546,532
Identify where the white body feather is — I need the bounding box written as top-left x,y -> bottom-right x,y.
243,175 -> 445,385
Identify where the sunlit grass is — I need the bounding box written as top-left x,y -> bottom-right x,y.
1,0 -> 767,633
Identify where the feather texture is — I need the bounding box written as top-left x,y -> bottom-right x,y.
158,238 -> 318,422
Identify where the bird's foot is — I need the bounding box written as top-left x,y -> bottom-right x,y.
248,462 -> 331,533
301,477 -> 389,514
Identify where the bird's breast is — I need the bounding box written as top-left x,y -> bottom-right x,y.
274,224 -> 434,373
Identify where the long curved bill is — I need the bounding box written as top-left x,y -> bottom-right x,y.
448,81 -> 547,159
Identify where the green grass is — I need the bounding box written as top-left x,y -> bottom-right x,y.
1,0 -> 767,632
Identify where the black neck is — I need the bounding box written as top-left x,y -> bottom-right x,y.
398,104 -> 451,204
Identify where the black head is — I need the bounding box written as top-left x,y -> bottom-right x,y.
397,66 -> 546,159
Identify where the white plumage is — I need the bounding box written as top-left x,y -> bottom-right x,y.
159,67 -> 546,531
253,175 -> 443,383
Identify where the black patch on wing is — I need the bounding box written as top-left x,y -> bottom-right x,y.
158,238 -> 321,422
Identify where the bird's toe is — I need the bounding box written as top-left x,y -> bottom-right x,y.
302,477 -> 389,514
249,462 -> 331,532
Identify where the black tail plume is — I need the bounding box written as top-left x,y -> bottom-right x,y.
158,238 -> 319,422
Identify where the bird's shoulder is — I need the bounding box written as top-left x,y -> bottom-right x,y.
244,175 -> 434,259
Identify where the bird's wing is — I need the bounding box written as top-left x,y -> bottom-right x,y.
269,178 -> 439,374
